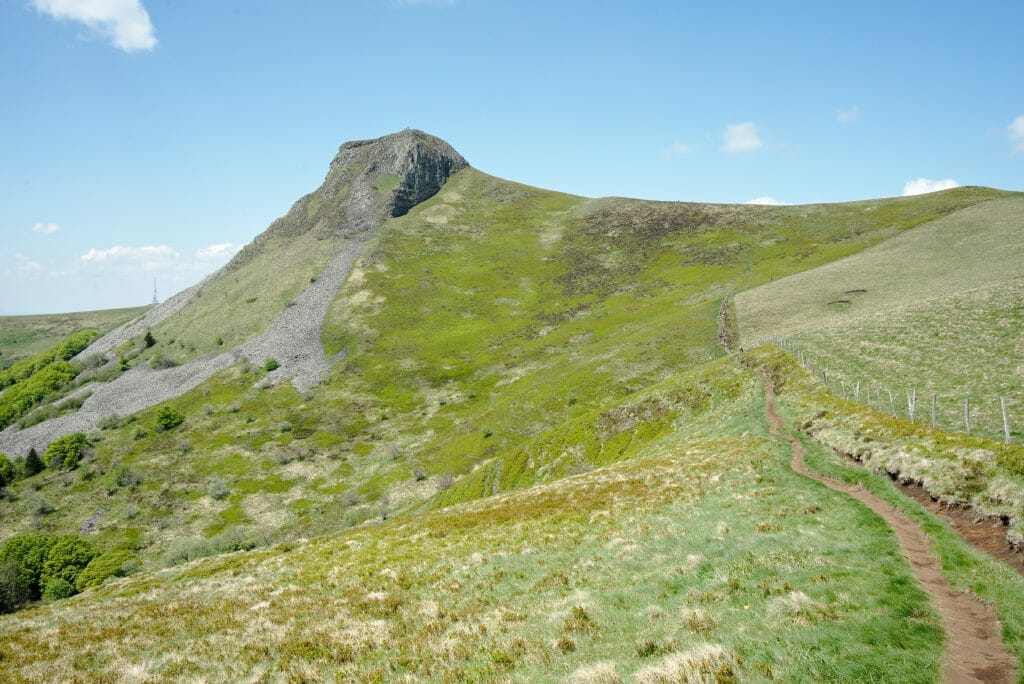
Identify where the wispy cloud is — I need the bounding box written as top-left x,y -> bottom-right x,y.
722,122 -> 763,154
75,242 -> 240,276
1009,115 -> 1024,154
30,0 -> 157,52
902,178 -> 959,196
836,106 -> 861,124
32,222 -> 61,234
81,244 -> 178,263
15,254 -> 44,273
744,196 -> 787,206
662,141 -> 692,158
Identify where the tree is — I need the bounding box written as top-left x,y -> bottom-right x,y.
0,558 -> 30,613
155,405 -> 184,431
0,534 -> 58,603
45,433 -> 89,470
23,447 -> 44,477
0,452 -> 15,487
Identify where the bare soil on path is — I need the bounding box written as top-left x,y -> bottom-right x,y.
764,381 -> 1015,684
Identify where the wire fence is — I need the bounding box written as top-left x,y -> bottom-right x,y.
760,336 -> 1020,445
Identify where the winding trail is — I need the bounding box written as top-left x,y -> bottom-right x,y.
764,380 -> 1015,684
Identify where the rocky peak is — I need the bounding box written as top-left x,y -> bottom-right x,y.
226,130 -> 469,267
327,128 -> 469,222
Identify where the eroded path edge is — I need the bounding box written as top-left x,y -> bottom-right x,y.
764,380 -> 1015,684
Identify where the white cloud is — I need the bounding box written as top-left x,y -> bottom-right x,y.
1009,115 -> 1024,154
902,178 -> 960,196
836,106 -> 861,124
15,254 -> 44,273
31,0 -> 157,52
77,242 -> 240,277
195,242 -> 241,261
722,122 -> 763,154
32,222 -> 61,234
662,141 -> 692,158
744,196 -> 787,206
81,244 -> 178,263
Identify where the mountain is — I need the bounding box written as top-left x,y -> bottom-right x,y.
1,132 -> 1023,681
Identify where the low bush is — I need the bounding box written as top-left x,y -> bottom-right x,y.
75,550 -> 139,591
155,405 -> 184,431
45,433 -> 89,470
42,577 -> 75,601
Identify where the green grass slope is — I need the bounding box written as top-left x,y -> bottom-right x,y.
0,306 -> 146,367
0,173 -> 1009,574
0,359 -> 952,682
734,194 -> 1024,439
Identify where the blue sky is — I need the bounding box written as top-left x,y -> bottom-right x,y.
1,0 -> 1022,315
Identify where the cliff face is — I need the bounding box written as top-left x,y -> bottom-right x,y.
231,130 -> 469,263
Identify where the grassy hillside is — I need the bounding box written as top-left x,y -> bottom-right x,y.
0,358 -> 954,682
2,167 -> 1023,679
0,306 -> 146,366
734,195 -> 1024,439
0,172 -> 1010,574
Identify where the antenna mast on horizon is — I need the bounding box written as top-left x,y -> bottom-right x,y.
152,279 -> 158,305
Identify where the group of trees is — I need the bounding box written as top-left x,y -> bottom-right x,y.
0,432 -> 90,493
0,330 -> 99,430
0,533 -> 137,613
0,330 -> 97,391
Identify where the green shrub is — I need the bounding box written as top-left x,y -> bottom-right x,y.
114,465 -> 143,489
207,475 -> 230,500
155,405 -> 184,431
75,550 -> 139,591
40,536 -> 98,589
0,453 -> 15,487
264,358 -> 280,372
143,330 -> 156,348
97,414 -> 120,430
29,493 -> 55,515
42,577 -> 75,601
45,433 -> 89,470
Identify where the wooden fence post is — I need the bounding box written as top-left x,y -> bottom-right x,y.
931,393 -> 936,427
887,388 -> 895,416
907,388 -> 916,422
854,382 -> 860,401
841,380 -> 847,400
1002,397 -> 1011,444
965,397 -> 971,435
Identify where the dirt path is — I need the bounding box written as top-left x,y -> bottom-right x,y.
764,381 -> 1016,684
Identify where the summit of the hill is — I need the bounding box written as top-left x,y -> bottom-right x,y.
328,128 -> 469,220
